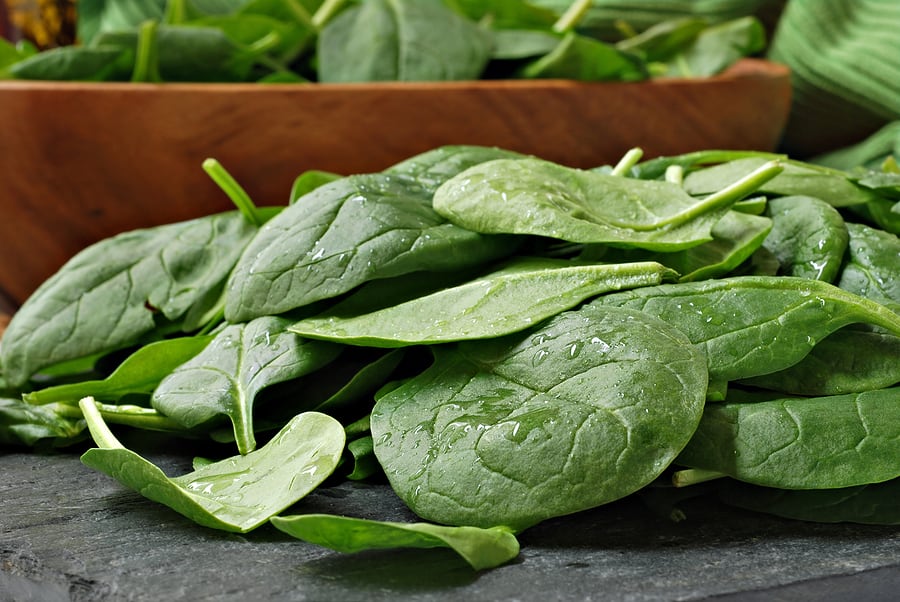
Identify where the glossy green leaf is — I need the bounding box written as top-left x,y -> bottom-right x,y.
676,388 -> 900,489
762,195 -> 849,282
371,304 -> 707,530
837,223 -> 900,309
1,211 -> 258,387
225,173 -> 516,322
384,145 -> 527,194
10,46 -> 133,81
317,0 -> 492,82
739,328 -> 900,396
271,514 -> 520,570
0,398 -> 86,447
519,31 -> 648,81
77,0 -> 167,45
593,276 -> 900,383
683,158 -> 881,208
433,157 -> 782,251
24,336 -> 213,405
661,16 -> 765,77
80,400 -> 345,532
290,258 -> 677,346
151,316 -> 342,454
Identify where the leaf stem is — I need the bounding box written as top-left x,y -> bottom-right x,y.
665,164 -> 684,186
164,0 -> 187,25
131,20 -> 162,83
610,147 -> 644,177
553,0 -> 593,33
79,397 -> 125,449
279,0 -> 315,28
672,468 -> 726,487
683,159 -> 784,222
312,0 -> 349,29
202,158 -> 263,226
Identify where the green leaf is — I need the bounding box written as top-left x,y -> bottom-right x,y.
717,478 -> 900,525
24,336 -> 214,405
837,223 -> 900,309
683,158 -> 881,208
592,276 -> 900,383
676,388 -> 900,489
290,258 -> 677,346
317,0 -> 492,82
371,304 -> 707,530
0,398 -> 86,447
80,400 -> 345,532
270,514 -> 520,570
518,31 -> 648,81
9,46 -> 133,81
433,157 -> 783,251
0,211 -> 258,388
225,172 -> 516,322
661,16 -> 766,78
739,328 -> 900,396
290,170 -> 343,203
384,145 -> 526,193
762,195 -> 849,282
151,316 -> 342,454
77,0 -> 167,45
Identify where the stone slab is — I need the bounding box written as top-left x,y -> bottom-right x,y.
2,437 -> 899,602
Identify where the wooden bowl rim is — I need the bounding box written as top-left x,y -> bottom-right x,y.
0,58 -> 788,94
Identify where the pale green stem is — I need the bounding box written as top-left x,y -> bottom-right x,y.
672,468 -> 727,487
131,20 -> 162,83
681,159 -> 784,222
279,0 -> 315,28
553,0 -> 593,33
665,164 -> 684,186
610,147 -> 644,177
312,0 -> 349,29
164,0 -> 187,25
79,397 -> 125,449
202,159 -> 263,226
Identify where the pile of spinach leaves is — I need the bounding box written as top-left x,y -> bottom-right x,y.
0,0 -> 765,82
2,143 -> 899,570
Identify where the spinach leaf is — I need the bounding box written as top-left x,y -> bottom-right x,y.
837,223 -> 900,309
717,478 -> 900,525
448,0 -> 557,30
151,316 -> 342,454
614,17 -> 707,64
432,157 -> 782,251
317,0 -> 492,82
1,211 -> 258,388
489,29 -> 560,60
0,398 -> 86,447
289,258 -> 677,346
290,170 -> 344,204
385,145 -> 527,193
683,158 -> 881,208
762,195 -> 849,282
225,173 -> 516,322
187,13 -> 313,64
661,16 -> 765,78
592,276 -> 900,383
270,514 -> 520,570
80,399 -> 345,532
676,388 -> 900,489
518,31 -> 648,81
24,336 -> 213,405
738,329 -> 900,396
585,210 -> 773,282
371,304 -> 707,530
77,0 -> 167,45
9,46 -> 134,81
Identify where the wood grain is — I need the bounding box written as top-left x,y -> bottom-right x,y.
0,59 -> 790,306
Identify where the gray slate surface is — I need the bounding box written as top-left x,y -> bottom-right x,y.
3,434 -> 899,602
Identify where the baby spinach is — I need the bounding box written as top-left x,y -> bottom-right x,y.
270,514 -> 520,571
518,31 -> 648,81
762,195 -> 849,282
837,223 -> 900,309
1,211 -> 258,388
676,387 -> 900,489
225,172 -> 516,322
80,398 -> 345,532
738,329 -> 900,396
24,336 -> 213,405
289,258 -> 676,347
592,276 -> 900,383
0,397 -> 86,447
432,157 -> 783,251
371,304 -> 707,530
683,157 -> 882,208
151,316 -> 342,454
317,0 -> 493,82
716,478 -> 900,525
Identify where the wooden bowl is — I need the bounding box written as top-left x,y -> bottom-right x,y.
0,58 -> 790,306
